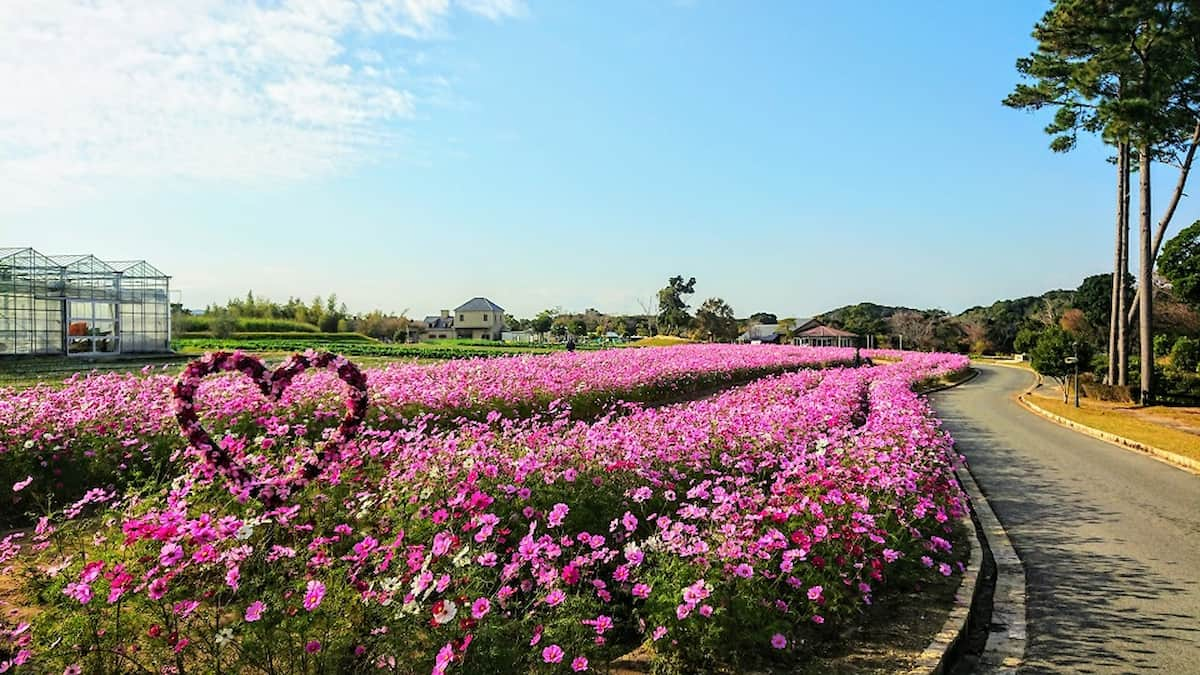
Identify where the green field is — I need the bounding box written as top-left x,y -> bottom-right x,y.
0,337 -> 621,389
172,336 -> 562,359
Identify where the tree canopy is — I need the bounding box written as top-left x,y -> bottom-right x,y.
657,275 -> 696,334
1159,220 -> 1200,310
695,298 -> 738,342
1030,326 -> 1094,402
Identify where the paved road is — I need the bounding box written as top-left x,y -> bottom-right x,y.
930,365 -> 1200,674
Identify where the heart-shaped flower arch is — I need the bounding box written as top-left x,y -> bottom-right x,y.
172,350 -> 369,507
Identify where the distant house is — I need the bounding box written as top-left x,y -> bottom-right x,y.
502,330 -> 537,343
736,324 -> 786,344
792,323 -> 860,348
419,311 -> 456,340
418,297 -> 506,341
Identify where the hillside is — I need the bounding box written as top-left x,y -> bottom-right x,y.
814,275 -> 1199,354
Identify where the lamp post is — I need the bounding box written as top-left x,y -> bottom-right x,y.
1065,343 -> 1080,408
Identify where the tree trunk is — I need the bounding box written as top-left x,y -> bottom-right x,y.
1108,142 -> 1126,384
1138,145 -> 1153,405
1126,121 -> 1200,325
1118,143 -> 1131,387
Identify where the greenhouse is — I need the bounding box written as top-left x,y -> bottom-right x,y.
0,247 -> 171,356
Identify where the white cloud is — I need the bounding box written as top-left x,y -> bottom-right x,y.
0,0 -> 521,211
457,0 -> 527,21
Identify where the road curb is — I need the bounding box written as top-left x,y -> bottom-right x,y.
956,464 -> 1027,674
1017,395 -> 1200,476
907,501 -> 982,675
917,367 -> 980,395
907,461 -> 1027,675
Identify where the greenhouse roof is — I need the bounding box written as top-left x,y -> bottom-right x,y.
0,247 -> 169,280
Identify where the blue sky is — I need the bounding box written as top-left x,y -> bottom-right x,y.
3,1 -> 1195,319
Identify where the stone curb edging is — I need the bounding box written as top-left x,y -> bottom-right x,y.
918,368 -> 981,395
907,500 -> 982,675
908,366 -> 1027,675
908,366 -> 986,675
906,463 -> 1028,675
1018,395 -> 1200,476
956,465 -> 1027,674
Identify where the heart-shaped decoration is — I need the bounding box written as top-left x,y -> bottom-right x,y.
172,350 -> 369,507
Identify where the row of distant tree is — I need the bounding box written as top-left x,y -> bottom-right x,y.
177,292 -> 413,340
184,277 -> 774,343
817,226 -> 1200,361
506,275 -> 755,342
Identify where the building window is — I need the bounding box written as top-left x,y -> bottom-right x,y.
483,314 -> 488,321
460,314 -> 465,321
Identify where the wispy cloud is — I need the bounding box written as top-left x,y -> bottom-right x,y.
0,0 -> 524,211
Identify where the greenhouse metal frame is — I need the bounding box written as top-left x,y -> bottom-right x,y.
0,247 -> 171,357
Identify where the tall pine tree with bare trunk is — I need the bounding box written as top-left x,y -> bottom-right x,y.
1006,0 -> 1200,402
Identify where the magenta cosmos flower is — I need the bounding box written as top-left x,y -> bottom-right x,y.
542,644 -> 564,664
303,580 -> 325,611
244,600 -> 264,622
471,597 -> 490,619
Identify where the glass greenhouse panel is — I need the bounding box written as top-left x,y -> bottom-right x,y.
0,248 -> 171,357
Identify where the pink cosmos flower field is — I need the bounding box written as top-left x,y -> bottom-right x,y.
0,345 -> 971,674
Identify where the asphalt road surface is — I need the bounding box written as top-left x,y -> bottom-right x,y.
930,365 -> 1200,674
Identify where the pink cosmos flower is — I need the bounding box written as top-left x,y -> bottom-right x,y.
173,600 -> 199,617
584,615 -> 613,635
79,561 -> 104,583
807,585 -> 823,601
471,597 -> 490,619
771,633 -> 787,649
63,581 -> 92,604
632,583 -> 651,599
883,548 -> 901,563
245,600 -> 264,622
11,476 -> 32,492
63,665 -> 83,675
303,580 -> 326,611
652,626 -> 668,641
542,645 -> 564,664
699,604 -> 713,617
571,656 -> 589,671
734,563 -> 754,579
544,589 -> 565,607
621,511 -> 638,532
148,577 -> 167,601
432,531 -> 454,557
435,643 -> 454,671
305,640 -> 321,653
549,503 -> 570,527
158,542 -> 184,568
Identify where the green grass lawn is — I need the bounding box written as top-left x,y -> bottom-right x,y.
1032,395 -> 1200,463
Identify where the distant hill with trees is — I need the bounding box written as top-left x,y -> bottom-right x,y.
814,271 -> 1199,359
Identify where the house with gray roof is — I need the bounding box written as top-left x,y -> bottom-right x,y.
736,324 -> 787,344
417,297 -> 505,341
